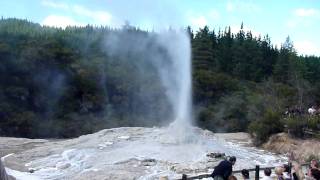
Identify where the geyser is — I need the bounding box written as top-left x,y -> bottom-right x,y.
153,31 -> 193,143
104,28 -> 194,143
3,30 -> 288,180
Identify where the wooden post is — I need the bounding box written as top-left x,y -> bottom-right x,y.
288,162 -> 292,173
182,174 -> 187,180
255,165 -> 260,180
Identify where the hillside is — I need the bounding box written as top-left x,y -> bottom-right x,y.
0,18 -> 320,143
263,133 -> 320,162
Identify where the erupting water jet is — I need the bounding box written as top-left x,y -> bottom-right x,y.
152,30 -> 194,143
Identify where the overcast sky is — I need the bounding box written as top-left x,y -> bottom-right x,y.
1,0 -> 319,56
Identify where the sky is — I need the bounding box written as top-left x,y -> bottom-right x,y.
0,0 -> 319,56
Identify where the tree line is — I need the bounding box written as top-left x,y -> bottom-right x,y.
191,23 -> 320,143
0,18 -> 320,143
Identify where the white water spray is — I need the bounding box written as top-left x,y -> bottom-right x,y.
153,31 -> 194,143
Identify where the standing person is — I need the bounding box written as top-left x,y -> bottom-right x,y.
261,168 -> 273,180
211,156 -> 236,180
228,175 -> 237,180
241,169 -> 249,180
310,168 -> 320,180
275,166 -> 285,180
310,159 -> 319,169
308,106 -> 316,115
282,164 -> 292,180
291,162 -> 305,180
285,106 -> 290,117
308,159 -> 320,179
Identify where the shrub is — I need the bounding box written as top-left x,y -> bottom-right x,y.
307,116 -> 320,130
284,116 -> 306,138
248,109 -> 283,145
283,115 -> 320,138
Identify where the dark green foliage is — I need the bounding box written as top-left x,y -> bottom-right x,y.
192,25 -> 320,142
307,116 -> 320,131
192,26 -> 215,71
193,70 -> 239,105
0,18 -> 171,138
284,116 -> 306,138
248,110 -> 283,145
282,115 -> 320,139
197,92 -> 249,132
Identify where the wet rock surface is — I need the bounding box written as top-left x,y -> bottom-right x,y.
1,127 -> 287,180
206,152 -> 226,159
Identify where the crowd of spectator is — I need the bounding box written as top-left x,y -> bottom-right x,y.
285,105 -> 320,117
211,157 -> 320,180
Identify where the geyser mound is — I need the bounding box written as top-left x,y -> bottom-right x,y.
4,127 -> 287,180
160,121 -> 197,144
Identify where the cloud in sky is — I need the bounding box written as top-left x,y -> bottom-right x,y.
187,9 -> 220,30
41,0 -> 68,10
294,40 -> 320,56
286,8 -> 320,29
208,9 -> 220,21
226,1 -> 261,13
286,20 -> 298,28
190,16 -> 208,30
41,0 -> 112,28
294,8 -> 319,17
226,2 -> 235,12
286,18 -> 312,29
42,15 -> 84,28
72,5 -> 111,24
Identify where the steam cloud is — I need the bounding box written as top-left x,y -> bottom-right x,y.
103,28 -> 193,142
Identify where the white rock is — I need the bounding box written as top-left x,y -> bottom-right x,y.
56,162 -> 71,169
104,141 -> 113,145
118,136 -> 130,140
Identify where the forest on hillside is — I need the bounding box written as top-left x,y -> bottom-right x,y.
1,18 -> 320,143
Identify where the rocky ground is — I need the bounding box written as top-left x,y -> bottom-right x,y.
1,127 -> 288,180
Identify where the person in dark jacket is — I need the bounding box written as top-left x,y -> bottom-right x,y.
311,168 -> 320,180
241,169 -> 249,180
211,156 -> 236,180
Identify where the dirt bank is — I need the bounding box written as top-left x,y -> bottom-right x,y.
262,133 -> 320,162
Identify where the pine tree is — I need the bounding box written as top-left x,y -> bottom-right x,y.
192,26 -> 214,70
